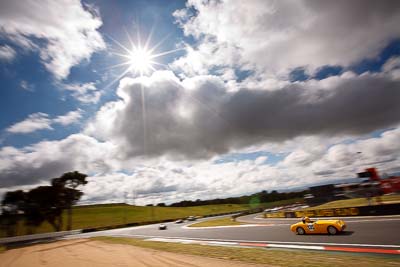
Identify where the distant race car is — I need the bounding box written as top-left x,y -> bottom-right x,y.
159,224 -> 167,230
187,216 -> 196,221
290,217 -> 346,235
175,219 -> 184,224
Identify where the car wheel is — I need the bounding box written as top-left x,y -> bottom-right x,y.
296,227 -> 305,235
327,226 -> 338,235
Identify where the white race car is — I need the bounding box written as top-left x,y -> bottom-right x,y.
159,224 -> 167,230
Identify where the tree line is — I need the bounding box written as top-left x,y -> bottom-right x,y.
165,189 -> 308,207
1,171 -> 87,236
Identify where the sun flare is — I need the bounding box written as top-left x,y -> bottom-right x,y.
107,31 -> 183,79
128,47 -> 154,74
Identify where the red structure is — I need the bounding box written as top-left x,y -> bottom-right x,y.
358,168 -> 400,194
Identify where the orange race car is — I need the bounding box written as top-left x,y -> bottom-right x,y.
290,216 -> 346,235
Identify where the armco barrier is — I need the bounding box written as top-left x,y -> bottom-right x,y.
264,203 -> 400,218
0,230 -> 81,245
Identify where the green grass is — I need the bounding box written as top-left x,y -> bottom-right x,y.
68,203 -> 250,229
0,203 -> 251,237
256,198 -> 303,209
308,194 -> 400,210
188,217 -> 244,227
93,237 -> 400,267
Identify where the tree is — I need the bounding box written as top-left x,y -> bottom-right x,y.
1,190 -> 26,215
1,187 -> 62,233
1,171 -> 88,235
1,190 -> 27,235
51,171 -> 88,230
25,186 -> 63,231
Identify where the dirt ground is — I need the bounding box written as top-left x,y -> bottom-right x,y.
0,239 -> 269,267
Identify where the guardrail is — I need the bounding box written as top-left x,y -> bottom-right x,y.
263,203 -> 400,218
0,230 -> 81,245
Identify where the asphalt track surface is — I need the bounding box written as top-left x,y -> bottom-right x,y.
67,214 -> 400,250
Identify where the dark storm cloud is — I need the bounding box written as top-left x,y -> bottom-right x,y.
0,160 -> 73,188
313,170 -> 336,176
136,182 -> 178,196
89,72 -> 400,159
223,76 -> 400,144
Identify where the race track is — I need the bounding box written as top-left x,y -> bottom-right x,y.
68,213 -> 400,250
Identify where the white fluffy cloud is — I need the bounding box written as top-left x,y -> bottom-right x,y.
0,45 -> 16,62
4,127 -> 398,205
1,124 -> 400,205
20,80 -> 34,92
173,0 -> 400,76
6,113 -> 52,134
6,109 -> 82,134
53,109 -> 83,126
62,82 -> 102,104
383,56 -> 400,80
0,0 -> 105,79
0,134 -> 115,188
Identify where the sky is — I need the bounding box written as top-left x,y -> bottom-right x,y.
0,0 -> 400,205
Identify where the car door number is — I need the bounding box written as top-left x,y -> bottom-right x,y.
307,223 -> 315,231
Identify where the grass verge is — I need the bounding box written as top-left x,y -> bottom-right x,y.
308,194 -> 400,210
92,237 -> 400,267
188,217 -> 244,227
0,245 -> 5,253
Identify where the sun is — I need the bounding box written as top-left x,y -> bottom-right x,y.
128,46 -> 154,74
106,31 -> 182,79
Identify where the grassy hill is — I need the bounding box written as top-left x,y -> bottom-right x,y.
71,203 -> 250,228
0,203 -> 249,237
305,194 -> 400,209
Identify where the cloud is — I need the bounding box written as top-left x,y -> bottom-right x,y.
85,70 -> 400,159
62,82 -> 102,104
1,126 -> 400,204
0,45 -> 16,62
6,113 -> 52,134
0,134 -> 115,188
81,126 -> 400,205
53,109 -> 82,126
173,0 -> 400,76
383,56 -> 400,80
20,80 -> 34,92
0,0 -> 105,79
383,56 -> 400,72
6,109 -> 82,134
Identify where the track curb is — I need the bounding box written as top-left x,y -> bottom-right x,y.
145,237 -> 400,255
